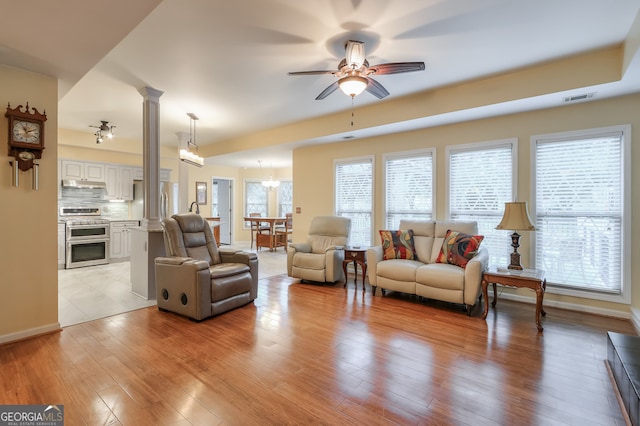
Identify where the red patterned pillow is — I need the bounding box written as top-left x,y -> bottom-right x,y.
436,230 -> 484,268
379,230 -> 417,260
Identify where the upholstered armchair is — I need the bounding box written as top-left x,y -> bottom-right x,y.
155,213 -> 258,321
286,216 -> 351,283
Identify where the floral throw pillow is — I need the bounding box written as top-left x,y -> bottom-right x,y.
436,230 -> 484,268
379,230 -> 417,260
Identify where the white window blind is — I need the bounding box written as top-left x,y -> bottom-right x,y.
335,158 -> 373,246
385,151 -> 433,228
278,180 -> 293,216
449,143 -> 514,266
534,132 -> 624,294
244,180 -> 268,227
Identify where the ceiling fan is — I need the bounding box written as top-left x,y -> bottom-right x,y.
288,40 -> 425,100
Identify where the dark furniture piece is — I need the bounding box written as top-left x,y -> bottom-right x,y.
607,331 -> 640,425
343,246 -> 367,291
482,267 -> 546,332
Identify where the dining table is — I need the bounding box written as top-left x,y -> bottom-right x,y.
243,216 -> 286,251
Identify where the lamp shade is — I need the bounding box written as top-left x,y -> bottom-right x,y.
496,202 -> 536,231
338,76 -> 368,97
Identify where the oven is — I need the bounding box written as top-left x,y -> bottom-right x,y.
60,207 -> 110,269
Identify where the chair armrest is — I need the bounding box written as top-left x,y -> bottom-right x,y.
324,245 -> 344,253
220,250 -> 257,265
154,256 -> 209,271
366,246 -> 383,286
289,243 -> 311,253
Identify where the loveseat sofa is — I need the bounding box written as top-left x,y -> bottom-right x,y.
366,220 -> 489,312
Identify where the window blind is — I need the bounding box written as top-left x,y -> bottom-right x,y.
278,181 -> 293,216
245,181 -> 268,227
535,133 -> 623,293
335,158 -> 373,246
385,152 -> 433,229
449,144 -> 514,266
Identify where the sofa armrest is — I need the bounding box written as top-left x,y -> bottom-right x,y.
366,246 -> 383,286
463,247 -> 489,305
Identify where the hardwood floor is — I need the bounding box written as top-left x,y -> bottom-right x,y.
1,274 -> 636,425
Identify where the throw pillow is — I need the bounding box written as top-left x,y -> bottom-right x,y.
379,230 -> 417,260
436,230 -> 484,268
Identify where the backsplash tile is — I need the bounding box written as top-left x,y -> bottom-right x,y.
59,187 -> 130,220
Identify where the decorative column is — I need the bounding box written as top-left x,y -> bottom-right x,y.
130,86 -> 164,300
138,86 -> 164,231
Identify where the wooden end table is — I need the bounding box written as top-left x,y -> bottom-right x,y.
482,267 -> 547,332
343,246 -> 367,291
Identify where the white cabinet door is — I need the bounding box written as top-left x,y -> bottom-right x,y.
110,221 -> 139,259
104,166 -> 135,201
120,167 -> 134,200
58,223 -> 66,267
60,160 -> 105,181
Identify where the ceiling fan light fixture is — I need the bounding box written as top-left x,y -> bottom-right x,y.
339,76 -> 368,97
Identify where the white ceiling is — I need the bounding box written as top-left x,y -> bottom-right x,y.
3,0 -> 640,169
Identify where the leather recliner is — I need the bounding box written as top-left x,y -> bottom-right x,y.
286,216 -> 351,283
154,213 -> 258,321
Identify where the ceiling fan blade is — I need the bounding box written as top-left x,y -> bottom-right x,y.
345,40 -> 365,68
368,62 -> 426,75
315,81 -> 340,100
288,70 -> 335,76
365,78 -> 390,99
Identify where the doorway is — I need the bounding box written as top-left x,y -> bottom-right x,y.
212,178 -> 233,245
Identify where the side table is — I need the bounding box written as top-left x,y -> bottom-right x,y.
343,246 -> 367,291
482,267 -> 547,332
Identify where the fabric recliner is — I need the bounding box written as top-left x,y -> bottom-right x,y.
154,213 -> 258,321
286,216 -> 351,283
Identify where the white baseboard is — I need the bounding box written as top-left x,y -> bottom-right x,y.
0,322 -> 61,345
491,291 -> 631,320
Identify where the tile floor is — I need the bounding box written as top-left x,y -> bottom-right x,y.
58,242 -> 288,327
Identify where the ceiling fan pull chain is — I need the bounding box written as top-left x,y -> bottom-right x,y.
351,96 -> 355,127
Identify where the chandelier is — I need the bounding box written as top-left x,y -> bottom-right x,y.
258,160 -> 280,190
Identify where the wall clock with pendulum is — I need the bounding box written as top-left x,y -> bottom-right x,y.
5,102 -> 47,190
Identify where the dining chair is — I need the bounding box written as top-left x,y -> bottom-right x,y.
249,212 -> 270,250
275,212 -> 293,250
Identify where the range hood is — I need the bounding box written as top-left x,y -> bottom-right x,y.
62,179 -> 107,189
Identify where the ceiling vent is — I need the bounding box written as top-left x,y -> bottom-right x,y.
562,92 -> 596,103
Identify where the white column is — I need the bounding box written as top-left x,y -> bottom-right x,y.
130,86 -> 164,300
138,86 -> 164,231
176,131 -> 190,213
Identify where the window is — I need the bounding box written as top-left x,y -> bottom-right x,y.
384,149 -> 435,228
532,126 -> 629,302
278,180 -> 293,216
335,157 -> 373,246
448,139 -> 516,267
244,180 -> 268,227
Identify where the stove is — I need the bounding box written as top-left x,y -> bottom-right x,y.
60,207 -> 110,269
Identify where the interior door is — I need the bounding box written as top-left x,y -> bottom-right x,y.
214,179 -> 232,245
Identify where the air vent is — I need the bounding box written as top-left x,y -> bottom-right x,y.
563,92 -> 596,103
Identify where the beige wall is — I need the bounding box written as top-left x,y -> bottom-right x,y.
292,93 -> 640,318
0,66 -> 59,341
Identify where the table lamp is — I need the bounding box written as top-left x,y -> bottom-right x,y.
495,201 -> 536,270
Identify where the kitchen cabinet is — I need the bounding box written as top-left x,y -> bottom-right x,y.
110,221 -> 139,260
60,159 -> 105,182
133,167 -> 172,182
58,223 -> 66,268
105,165 -> 134,201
